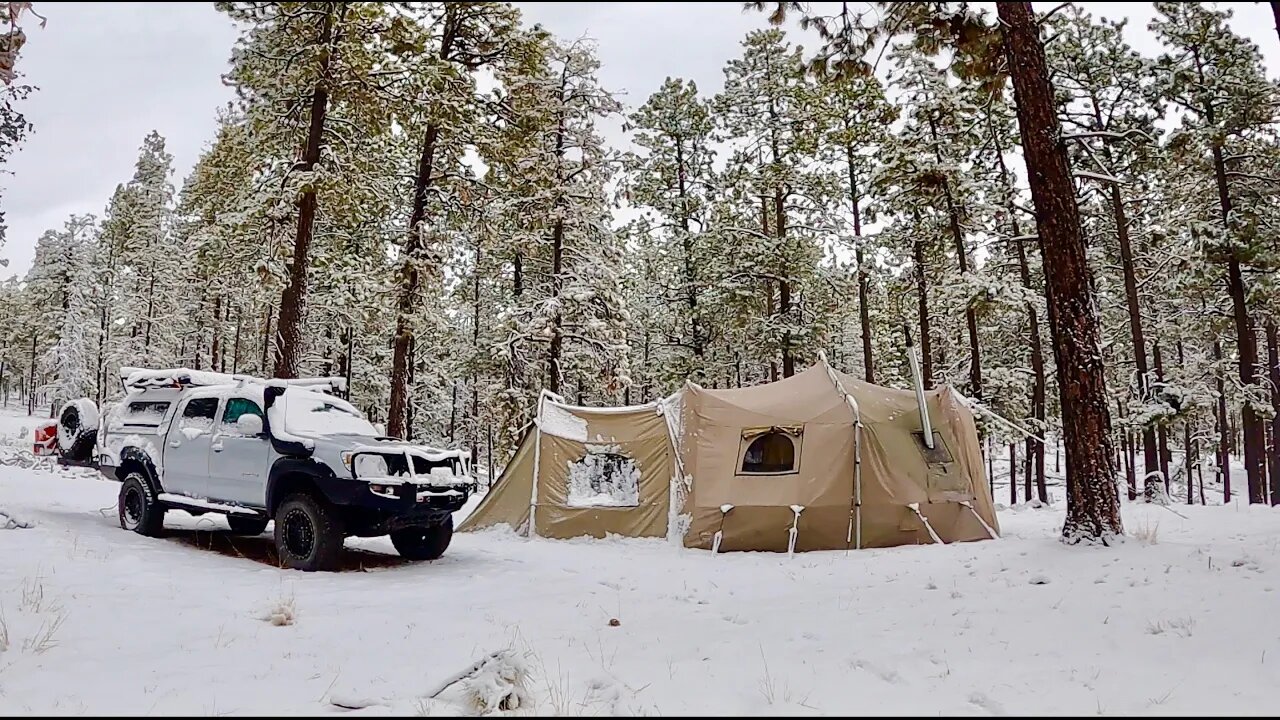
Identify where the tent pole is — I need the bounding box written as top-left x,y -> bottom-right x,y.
528,396 -> 545,539
854,421 -> 863,550
818,351 -> 863,552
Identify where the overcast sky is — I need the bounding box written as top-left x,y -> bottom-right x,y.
2,2 -> 1278,278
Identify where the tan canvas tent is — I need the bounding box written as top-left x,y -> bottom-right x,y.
460,357 -> 999,551
460,395 -> 675,540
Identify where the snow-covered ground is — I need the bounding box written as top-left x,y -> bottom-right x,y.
1,406 -> 1279,715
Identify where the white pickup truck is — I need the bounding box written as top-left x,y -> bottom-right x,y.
52,368 -> 475,571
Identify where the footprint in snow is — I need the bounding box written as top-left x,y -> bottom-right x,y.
968,691 -> 1005,715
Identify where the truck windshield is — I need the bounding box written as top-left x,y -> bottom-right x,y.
283,392 -> 378,437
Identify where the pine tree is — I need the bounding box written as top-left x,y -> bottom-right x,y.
1151,2 -> 1280,505
1049,7 -> 1165,499
26,215 -> 99,412
624,77 -> 719,387
386,2 -> 523,440
491,38 -> 629,425
714,29 -> 829,379
219,2 -> 393,379
815,69 -> 895,383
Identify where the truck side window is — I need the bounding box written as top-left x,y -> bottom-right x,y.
179,398 -> 219,434
222,398 -> 264,425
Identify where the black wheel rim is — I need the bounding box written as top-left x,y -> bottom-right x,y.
123,486 -> 143,527
282,508 -> 315,558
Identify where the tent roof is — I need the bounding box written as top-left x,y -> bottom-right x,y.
687,360 -> 960,426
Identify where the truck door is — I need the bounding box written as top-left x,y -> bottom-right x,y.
207,396 -> 272,508
163,396 -> 220,498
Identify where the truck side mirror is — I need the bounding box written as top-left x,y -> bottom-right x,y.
237,414 -> 264,436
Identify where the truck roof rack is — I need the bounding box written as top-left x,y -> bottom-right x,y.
119,367 -> 348,394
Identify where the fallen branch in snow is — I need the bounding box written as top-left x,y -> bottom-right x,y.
0,508 -> 33,529
424,649 -> 530,714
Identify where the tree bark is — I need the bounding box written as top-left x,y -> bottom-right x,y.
1153,340 -> 1171,495
675,138 -> 704,369
1009,442 -> 1017,505
231,306 -> 242,375
1109,180 -> 1158,496
928,115 -> 981,400
26,333 -> 35,416
211,295 -> 222,375
1213,144 -> 1266,504
998,1 -> 1120,541
988,114 -> 1048,505
1267,320 -> 1280,505
1214,338 -> 1230,501
912,230 -> 934,386
387,7 -> 473,438
274,8 -> 339,380
1189,40 -> 1267,504
548,219 -> 565,395
775,187 -> 794,378
1177,341 -> 1194,505
471,236 -> 482,468
845,142 -> 874,383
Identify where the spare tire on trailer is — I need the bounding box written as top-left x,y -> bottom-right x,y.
57,399 -> 99,463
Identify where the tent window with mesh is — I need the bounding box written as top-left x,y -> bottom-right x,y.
739,428 -> 801,475
567,450 -> 640,508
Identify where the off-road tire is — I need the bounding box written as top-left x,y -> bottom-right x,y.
389,515 -> 453,561
274,493 -> 343,571
118,472 -> 165,537
58,401 -> 98,462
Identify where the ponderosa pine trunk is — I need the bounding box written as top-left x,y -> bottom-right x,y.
274,8 -> 339,380
1178,340 -> 1194,505
675,138 -> 704,368
1189,42 -> 1267,504
471,236 -> 482,468
912,229 -> 934,385
1109,179 -> 1158,499
1215,144 -> 1265,505
387,6 -> 464,438
989,114 -> 1048,506
1154,341 -> 1171,496
1267,320 -> 1280,505
845,141 -> 874,383
927,115 -> 981,400
211,295 -> 222,375
231,307 -> 242,375
546,91 -> 569,396
1214,338 -> 1230,501
776,187 -> 794,378
998,1 -> 1121,541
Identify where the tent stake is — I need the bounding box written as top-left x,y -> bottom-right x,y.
787,505 -> 805,558
907,502 -> 945,544
712,504 -> 733,554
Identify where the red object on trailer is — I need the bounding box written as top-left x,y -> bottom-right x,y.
33,420 -> 57,456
